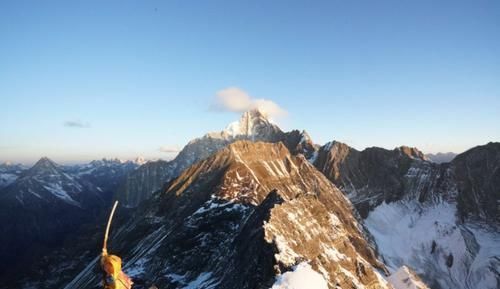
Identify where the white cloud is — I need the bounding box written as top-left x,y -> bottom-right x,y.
212,87 -> 288,118
159,145 -> 180,153
63,120 -> 90,128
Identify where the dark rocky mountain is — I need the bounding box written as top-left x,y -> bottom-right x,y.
22,141 -> 398,289
115,109 -> 318,207
313,142 -> 431,217
425,152 -> 457,164
115,159 -> 172,207
452,142 -> 500,222
314,141 -> 500,289
0,157 -> 107,281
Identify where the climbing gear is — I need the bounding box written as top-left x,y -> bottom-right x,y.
103,200 -> 119,256
101,201 -> 134,289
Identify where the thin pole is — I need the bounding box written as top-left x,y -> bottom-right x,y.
103,201 -> 119,255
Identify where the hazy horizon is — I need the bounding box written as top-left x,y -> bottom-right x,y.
2,1 -> 499,164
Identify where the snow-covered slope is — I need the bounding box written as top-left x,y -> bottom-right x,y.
366,200 -> 499,289
271,262 -> 329,289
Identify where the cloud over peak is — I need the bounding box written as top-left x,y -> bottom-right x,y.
212,87 -> 287,118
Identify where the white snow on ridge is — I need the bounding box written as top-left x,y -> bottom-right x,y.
193,198 -> 248,215
43,183 -> 81,207
271,262 -> 328,289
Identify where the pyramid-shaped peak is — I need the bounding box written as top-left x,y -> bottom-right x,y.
35,156 -> 56,166
30,157 -> 59,173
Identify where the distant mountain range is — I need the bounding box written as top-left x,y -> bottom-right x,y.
0,162 -> 26,189
0,157 -> 140,279
425,152 -> 458,164
0,109 -> 498,289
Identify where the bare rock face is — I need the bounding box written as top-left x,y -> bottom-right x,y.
313,142 -> 434,217
397,146 -> 427,160
115,160 -> 174,207
115,110 -> 318,208
314,141 -> 500,223
452,142 -> 500,222
52,141 -> 391,289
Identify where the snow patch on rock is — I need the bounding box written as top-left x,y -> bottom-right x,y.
271,262 -> 328,289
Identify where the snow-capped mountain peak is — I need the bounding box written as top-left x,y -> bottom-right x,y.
133,156 -> 147,165
223,108 -> 282,139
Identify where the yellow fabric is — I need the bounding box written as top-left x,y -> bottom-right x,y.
101,254 -> 130,289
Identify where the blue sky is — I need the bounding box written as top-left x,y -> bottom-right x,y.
1,0 -> 499,164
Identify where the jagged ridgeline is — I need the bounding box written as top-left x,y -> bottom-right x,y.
2,109 -> 498,289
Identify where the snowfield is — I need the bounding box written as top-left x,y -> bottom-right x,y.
271,262 -> 329,289
365,200 -> 500,289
